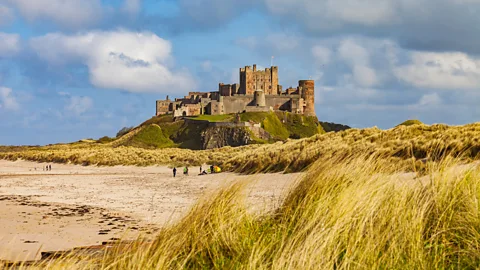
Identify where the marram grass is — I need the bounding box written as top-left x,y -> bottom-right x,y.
3,122 -> 480,174
8,153 -> 480,269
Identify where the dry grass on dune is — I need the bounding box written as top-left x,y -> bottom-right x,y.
1,123 -> 480,174
223,123 -> 480,173
16,153 -> 480,269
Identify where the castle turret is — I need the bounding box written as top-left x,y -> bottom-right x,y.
254,89 -> 266,107
299,80 -> 315,117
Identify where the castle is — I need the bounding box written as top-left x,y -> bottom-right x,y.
156,64 -> 315,117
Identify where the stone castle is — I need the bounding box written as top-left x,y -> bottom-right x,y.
156,64 -> 315,117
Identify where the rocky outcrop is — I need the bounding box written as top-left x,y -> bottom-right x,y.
201,127 -> 253,149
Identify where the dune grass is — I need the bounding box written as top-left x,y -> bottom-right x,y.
2,122 -> 480,174
11,151 -> 480,269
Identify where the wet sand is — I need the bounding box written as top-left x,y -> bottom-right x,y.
0,160 -> 303,261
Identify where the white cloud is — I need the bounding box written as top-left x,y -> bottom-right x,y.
394,52 -> 480,90
353,65 -> 378,87
0,32 -> 20,57
311,45 -> 331,65
0,87 -> 19,111
31,30 -> 196,93
65,96 -> 93,116
265,0 -> 396,29
0,5 -> 14,26
338,39 -> 370,67
418,93 -> 442,106
338,38 -> 378,87
7,0 -> 102,28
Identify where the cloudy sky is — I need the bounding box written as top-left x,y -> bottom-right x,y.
0,0 -> 479,145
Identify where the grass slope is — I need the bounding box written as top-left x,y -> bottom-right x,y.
3,122 -> 480,174
127,124 -> 175,149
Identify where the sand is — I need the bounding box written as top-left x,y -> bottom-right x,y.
0,160 -> 303,262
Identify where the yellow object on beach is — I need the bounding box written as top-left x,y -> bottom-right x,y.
213,166 -> 221,173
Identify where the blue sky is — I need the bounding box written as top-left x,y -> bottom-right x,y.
0,0 -> 480,145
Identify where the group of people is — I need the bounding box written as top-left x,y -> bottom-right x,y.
172,165 -> 220,177
44,165 -> 52,171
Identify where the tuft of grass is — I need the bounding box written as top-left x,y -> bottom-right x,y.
97,136 -> 115,144
397,119 -> 424,127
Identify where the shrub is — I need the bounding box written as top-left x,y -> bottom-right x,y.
116,126 -> 134,138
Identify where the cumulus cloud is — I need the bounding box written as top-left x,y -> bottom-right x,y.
394,52 -> 480,90
0,5 -> 14,26
65,96 -> 93,116
259,0 -> 480,54
0,87 -> 19,111
338,38 -> 378,87
30,30 -> 196,93
0,32 -> 20,57
418,93 -> 442,107
265,0 -> 396,28
5,0 -> 102,28
311,45 -> 331,66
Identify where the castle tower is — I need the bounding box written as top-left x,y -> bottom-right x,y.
239,66 -> 254,95
240,64 -> 278,95
299,80 -> 315,116
254,89 -> 266,107
270,66 -> 278,95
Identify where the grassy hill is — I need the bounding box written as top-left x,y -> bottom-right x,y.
112,112 -> 325,150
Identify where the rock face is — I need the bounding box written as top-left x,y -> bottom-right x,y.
201,127 -> 253,150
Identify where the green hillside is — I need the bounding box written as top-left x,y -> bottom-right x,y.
114,112 -> 328,150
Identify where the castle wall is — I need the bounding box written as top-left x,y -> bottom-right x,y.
209,100 -> 225,115
173,104 -> 201,117
221,96 -> 255,114
219,95 -> 299,114
156,100 -> 171,116
265,96 -> 293,111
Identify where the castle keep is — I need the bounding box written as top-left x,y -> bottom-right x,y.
156,64 -> 315,117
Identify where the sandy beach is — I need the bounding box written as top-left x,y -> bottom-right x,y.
0,160 -> 302,261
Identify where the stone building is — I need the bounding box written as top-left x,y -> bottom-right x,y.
156,64 -> 316,117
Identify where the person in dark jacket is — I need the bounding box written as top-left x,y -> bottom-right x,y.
173,167 -> 177,177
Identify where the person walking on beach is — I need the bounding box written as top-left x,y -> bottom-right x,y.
49,165 -> 51,171
183,166 -> 189,176
173,167 -> 177,177
200,166 -> 202,174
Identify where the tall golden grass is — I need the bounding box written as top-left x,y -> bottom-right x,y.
2,123 -> 480,174
10,152 -> 480,269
